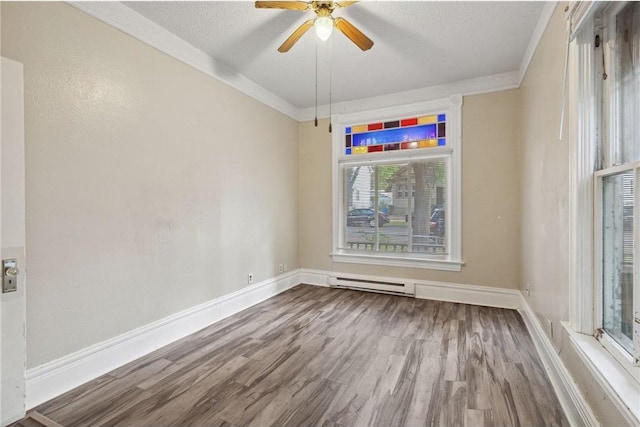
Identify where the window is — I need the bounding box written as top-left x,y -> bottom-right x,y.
592,1 -> 640,374
568,2 -> 640,417
572,2 -> 640,381
331,97 -> 462,271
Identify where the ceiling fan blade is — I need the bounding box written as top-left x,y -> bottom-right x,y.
334,1 -> 358,8
334,17 -> 374,51
255,1 -> 311,11
278,19 -> 314,52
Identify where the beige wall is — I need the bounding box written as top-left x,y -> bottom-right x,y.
519,3 -> 628,424
299,90 -> 521,288
1,2 -> 299,368
519,2 -> 570,346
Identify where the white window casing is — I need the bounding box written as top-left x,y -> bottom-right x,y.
330,95 -> 463,271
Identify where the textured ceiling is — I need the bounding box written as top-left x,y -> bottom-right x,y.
124,1 -> 545,109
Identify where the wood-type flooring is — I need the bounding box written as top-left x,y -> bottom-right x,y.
9,411 -> 62,427
32,284 -> 568,426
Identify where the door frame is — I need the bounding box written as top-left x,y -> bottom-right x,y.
1,56 -> 27,426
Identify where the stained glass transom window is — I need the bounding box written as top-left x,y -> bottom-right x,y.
344,114 -> 446,155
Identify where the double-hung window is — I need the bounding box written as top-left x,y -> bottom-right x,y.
573,0 -> 640,380
595,2 -> 640,373
331,97 -> 463,271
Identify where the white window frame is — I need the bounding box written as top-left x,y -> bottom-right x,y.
330,96 -> 463,271
569,0 -> 640,394
595,1 -> 640,377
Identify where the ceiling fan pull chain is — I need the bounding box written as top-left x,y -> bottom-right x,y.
329,34 -> 333,133
315,37 -> 318,127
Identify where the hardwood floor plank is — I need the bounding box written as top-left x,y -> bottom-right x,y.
324,331 -> 381,385
316,293 -> 370,338
216,335 -> 335,425
465,409 -> 494,427
403,351 -> 442,427
45,381 -> 153,426
367,339 -> 424,427
107,355 -> 251,427
504,362 -> 547,426
28,412 -> 63,427
350,353 -> 409,427
423,356 -> 448,426
34,285 -> 568,427
13,421 -> 39,427
466,331 -> 487,410
246,376 -> 341,427
35,373 -> 117,415
495,310 -> 522,364
270,379 -> 342,427
138,336 -> 259,402
443,320 -> 462,381
316,334 -> 398,427
440,380 -> 467,427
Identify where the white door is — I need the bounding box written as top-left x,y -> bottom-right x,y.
1,57 -> 27,426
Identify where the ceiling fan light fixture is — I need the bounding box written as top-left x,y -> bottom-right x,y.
314,16 -> 334,41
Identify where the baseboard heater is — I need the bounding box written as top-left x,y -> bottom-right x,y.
329,276 -> 415,297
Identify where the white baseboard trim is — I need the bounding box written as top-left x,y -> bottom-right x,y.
518,295 -> 600,427
298,269 -> 330,287
414,280 -> 520,309
300,269 -> 521,309
26,270 -> 302,409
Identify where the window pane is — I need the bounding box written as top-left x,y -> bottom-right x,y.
602,171 -> 634,353
378,164 -> 409,252
343,161 -> 448,255
343,166 -> 375,251
410,160 -> 448,255
615,3 -> 640,164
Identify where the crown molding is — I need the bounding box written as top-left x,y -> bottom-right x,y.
298,71 -> 519,121
68,1 -> 555,123
68,1 -> 301,121
518,1 -> 558,85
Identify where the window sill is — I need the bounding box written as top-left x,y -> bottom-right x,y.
330,251 -> 464,271
561,322 -> 640,426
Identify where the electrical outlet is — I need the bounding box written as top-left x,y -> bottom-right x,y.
525,283 -> 530,297
284,264 -> 288,271
248,273 -> 254,284
279,264 -> 284,273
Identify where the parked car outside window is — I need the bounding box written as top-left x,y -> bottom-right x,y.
430,207 -> 445,237
347,208 -> 389,227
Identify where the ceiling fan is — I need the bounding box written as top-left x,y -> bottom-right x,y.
255,1 -> 374,53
